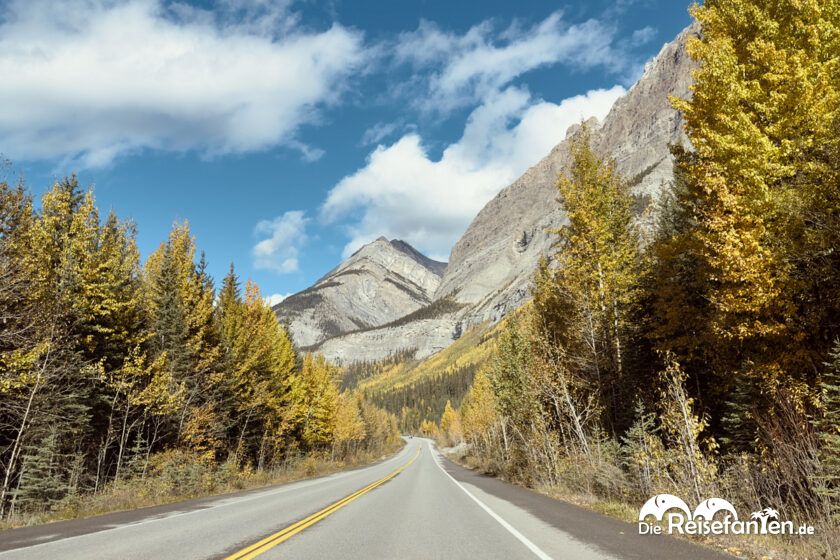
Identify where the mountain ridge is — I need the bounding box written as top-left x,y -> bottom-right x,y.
277,23 -> 698,363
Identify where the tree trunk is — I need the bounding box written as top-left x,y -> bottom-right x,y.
0,349 -> 46,519
114,401 -> 133,481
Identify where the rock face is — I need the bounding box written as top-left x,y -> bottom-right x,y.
317,316 -> 459,364
276,24 -> 697,363
435,23 -> 697,326
273,237 -> 446,348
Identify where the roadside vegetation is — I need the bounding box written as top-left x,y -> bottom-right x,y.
0,181 -> 401,527
433,2 -> 840,558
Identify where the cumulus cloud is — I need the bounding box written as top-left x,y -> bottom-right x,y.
393,13 -> 627,112
322,85 -> 626,260
264,293 -> 292,307
0,0 -> 367,167
253,211 -> 309,274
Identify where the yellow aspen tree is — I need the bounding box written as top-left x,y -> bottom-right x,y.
333,393 -> 366,457
440,399 -> 463,446
460,367 -> 499,449
671,0 -> 840,392
236,281 -> 297,459
293,354 -> 339,449
550,128 -> 641,425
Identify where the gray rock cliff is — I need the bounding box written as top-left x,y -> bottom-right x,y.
276,24 -> 698,363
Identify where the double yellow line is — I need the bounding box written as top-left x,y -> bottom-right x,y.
224,446 -> 421,560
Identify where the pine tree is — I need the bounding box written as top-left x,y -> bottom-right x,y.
217,264 -> 242,363
15,431 -> 67,513
621,400 -> 667,498
148,245 -> 191,380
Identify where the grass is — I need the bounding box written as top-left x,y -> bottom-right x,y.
0,444 -> 403,531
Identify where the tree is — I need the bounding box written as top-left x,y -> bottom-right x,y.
460,367 -> 499,455
293,354 -> 339,450
333,393 -> 365,457
657,358 -> 718,505
440,400 -> 462,446
14,430 -> 67,514
225,281 -> 297,464
143,223 -> 222,452
668,0 -> 840,442
621,400 -> 667,498
549,127 -> 642,427
490,317 -> 538,477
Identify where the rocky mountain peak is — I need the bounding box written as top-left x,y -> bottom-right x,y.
275,24 -> 698,363
274,237 -> 446,349
433,23 -> 698,323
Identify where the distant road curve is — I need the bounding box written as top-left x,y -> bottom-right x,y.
0,438 -> 733,559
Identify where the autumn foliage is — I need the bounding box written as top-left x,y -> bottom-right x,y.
0,180 -> 400,521
454,2 -> 840,554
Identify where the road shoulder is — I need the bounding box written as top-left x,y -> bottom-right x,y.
440,454 -> 736,560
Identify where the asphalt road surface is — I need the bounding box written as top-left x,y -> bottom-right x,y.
0,438 -> 733,559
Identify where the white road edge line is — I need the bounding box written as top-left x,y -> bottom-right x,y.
429,442 -> 554,560
0,443 -> 416,556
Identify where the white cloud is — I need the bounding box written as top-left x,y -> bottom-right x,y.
393,13 -> 626,112
264,293 -> 292,307
0,0 -> 367,167
629,26 -> 658,47
253,210 -> 309,274
360,122 -> 401,146
322,85 -> 625,260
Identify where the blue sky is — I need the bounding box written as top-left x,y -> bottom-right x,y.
0,0 -> 692,304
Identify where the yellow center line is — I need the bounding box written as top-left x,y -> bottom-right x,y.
224,446 -> 421,560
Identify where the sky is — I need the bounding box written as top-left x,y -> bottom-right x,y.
0,0 -> 693,305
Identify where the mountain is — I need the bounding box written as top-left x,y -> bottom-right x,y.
435,23 -> 697,326
280,24 -> 697,363
273,237 -> 446,348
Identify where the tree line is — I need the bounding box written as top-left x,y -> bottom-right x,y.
445,0 -> 840,544
0,178 -> 400,520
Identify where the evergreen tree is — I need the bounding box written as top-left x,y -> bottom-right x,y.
15,431 -> 67,513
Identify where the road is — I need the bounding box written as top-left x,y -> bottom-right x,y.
0,438 -> 733,559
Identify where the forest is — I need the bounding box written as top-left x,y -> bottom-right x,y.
436,1 -> 839,557
0,179 -> 400,525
